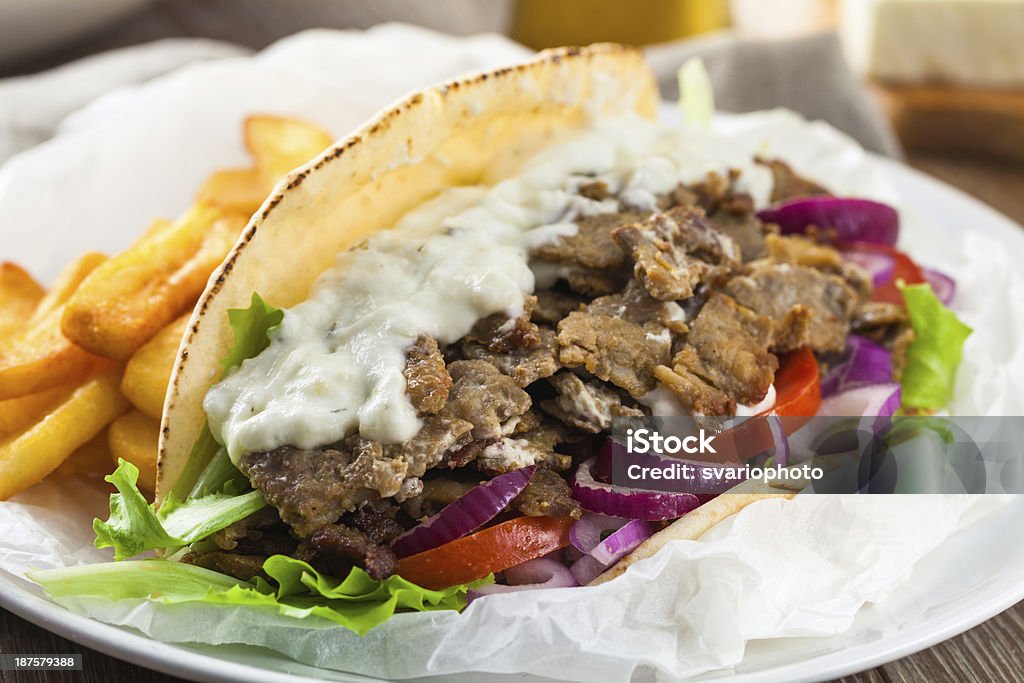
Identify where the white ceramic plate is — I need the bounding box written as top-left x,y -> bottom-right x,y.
2,155 -> 1023,682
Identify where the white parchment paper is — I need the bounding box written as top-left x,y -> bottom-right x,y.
1,25 -> 1023,683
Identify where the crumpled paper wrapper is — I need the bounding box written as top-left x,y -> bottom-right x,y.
1,24 -> 1023,683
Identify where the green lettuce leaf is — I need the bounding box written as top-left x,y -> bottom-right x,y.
170,293 -> 283,498
96,293 -> 283,557
677,57 -> 714,130
94,459 -> 266,561
899,283 -> 973,410
219,292 -> 283,376
30,557 -> 490,636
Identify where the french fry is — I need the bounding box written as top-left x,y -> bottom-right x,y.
28,252 -> 107,326
0,304 -> 98,400
0,384 -> 67,438
196,168 -> 267,215
245,115 -> 333,185
54,428 -> 114,481
122,313 -> 189,420
108,410 -> 160,493
61,204 -> 246,360
0,366 -> 129,500
0,263 -> 45,340
133,218 -> 172,247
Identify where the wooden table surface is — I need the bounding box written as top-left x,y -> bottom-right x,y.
2,2 -> 1023,682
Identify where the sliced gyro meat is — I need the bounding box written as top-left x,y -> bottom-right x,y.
461,327 -> 560,387
613,205 -> 740,301
542,372 -> 645,434
441,360 -> 532,440
725,261 -> 857,353
654,292 -> 778,416
402,335 -> 451,414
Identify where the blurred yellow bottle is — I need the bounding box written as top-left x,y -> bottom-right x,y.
512,0 -> 731,49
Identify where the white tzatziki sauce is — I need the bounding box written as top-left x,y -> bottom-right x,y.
205,115 -> 775,463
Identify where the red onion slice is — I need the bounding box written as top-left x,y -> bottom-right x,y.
572,457 -> 702,521
467,557 -> 577,603
391,466 -> 535,558
818,383 -> 902,420
923,268 -> 956,306
757,196 -> 899,246
569,513 -> 628,554
566,519 -> 651,584
569,554 -> 607,586
589,519 -> 651,565
821,335 -> 893,398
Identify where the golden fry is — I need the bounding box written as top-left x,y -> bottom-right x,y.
196,168 -> 267,215
0,366 -> 129,500
133,218 -> 172,247
28,252 -> 107,326
0,304 -> 97,400
0,384 -> 67,438
61,204 -> 246,360
54,428 -> 114,481
0,263 -> 45,340
245,115 -> 333,185
108,410 -> 160,493
122,314 -> 189,420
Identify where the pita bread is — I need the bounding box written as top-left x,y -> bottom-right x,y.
157,44 -> 658,502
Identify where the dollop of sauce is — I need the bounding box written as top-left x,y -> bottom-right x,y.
205,116 -> 775,462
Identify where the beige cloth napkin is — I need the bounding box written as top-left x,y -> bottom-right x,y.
648,30 -> 901,158
0,26 -> 900,166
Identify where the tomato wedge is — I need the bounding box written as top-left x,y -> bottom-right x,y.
767,347 -> 823,423
840,241 -> 926,305
397,515 -> 574,590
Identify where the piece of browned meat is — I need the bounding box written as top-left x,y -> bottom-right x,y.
763,233 -> 842,270
475,424 -> 572,474
400,478 -> 476,521
668,171 -> 769,262
346,504 -> 404,546
533,262 -> 632,297
577,180 -> 613,201
184,551 -> 267,582
531,288 -> 585,325
210,507 -> 296,557
299,524 -> 398,581
382,415 -> 474,477
586,280 -> 687,333
757,157 -> 829,202
613,205 -> 740,301
531,211 -> 645,271
654,292 -> 778,415
557,310 -> 671,398
241,440 -> 407,538
725,261 -> 856,353
403,335 -> 451,414
513,468 -> 582,519
466,296 -> 542,353
441,360 -> 532,440
461,327 -> 560,387
542,372 -> 645,434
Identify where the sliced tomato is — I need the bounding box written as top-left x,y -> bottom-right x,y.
840,241 -> 926,305
767,346 -> 823,423
397,515 -> 574,590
